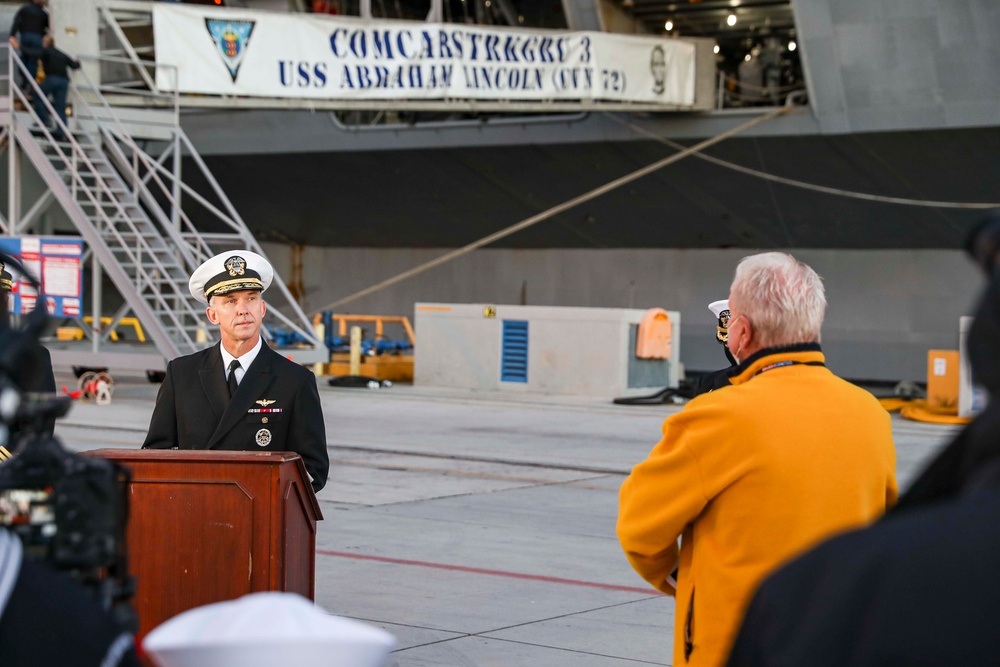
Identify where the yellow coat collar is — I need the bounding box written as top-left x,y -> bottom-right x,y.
729,344 -> 825,386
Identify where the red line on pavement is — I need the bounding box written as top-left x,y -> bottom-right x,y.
317,550 -> 661,595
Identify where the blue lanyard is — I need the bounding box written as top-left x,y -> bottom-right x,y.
753,360 -> 825,378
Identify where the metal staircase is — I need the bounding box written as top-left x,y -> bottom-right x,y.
18,124 -> 198,359
0,46 -> 325,366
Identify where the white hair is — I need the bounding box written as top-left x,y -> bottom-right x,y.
729,252 -> 826,348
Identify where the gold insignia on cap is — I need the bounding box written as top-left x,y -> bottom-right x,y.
225,255 -> 247,277
0,260 -> 12,291
716,309 -> 730,345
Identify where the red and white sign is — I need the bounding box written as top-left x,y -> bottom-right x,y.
41,242 -> 83,256
63,297 -> 80,316
41,256 -> 82,297
0,236 -> 85,318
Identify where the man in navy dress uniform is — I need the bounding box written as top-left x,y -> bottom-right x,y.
142,250 -> 329,492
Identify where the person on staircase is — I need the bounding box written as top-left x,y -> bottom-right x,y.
8,0 -> 49,99
29,35 -> 79,141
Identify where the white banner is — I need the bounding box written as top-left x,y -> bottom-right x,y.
153,5 -> 696,107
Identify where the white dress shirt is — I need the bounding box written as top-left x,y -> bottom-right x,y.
219,336 -> 263,388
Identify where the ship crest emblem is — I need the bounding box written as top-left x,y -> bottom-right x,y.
206,19 -> 255,83
224,255 -> 247,277
255,428 -> 272,447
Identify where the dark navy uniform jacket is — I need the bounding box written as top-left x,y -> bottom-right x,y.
142,341 -> 329,491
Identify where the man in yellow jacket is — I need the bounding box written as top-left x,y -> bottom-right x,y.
617,252 -> 897,667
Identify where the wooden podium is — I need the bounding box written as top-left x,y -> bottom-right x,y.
86,449 -> 323,639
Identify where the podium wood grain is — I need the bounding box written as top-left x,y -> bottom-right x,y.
85,449 -> 323,639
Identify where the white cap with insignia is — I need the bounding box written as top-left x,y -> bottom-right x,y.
709,299 -> 731,345
708,299 -> 729,318
0,260 -> 13,292
143,592 -> 395,667
189,250 -> 274,304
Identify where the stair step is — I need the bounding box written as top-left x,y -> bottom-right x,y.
77,194 -> 140,203
79,201 -> 143,212
58,165 -> 114,175
109,265 -> 184,276
90,181 -> 127,190
60,172 -> 117,183
111,248 -> 180,262
73,194 -> 130,206
113,265 -> 187,277
27,95 -> 301,363
106,239 -> 178,251
44,144 -> 104,158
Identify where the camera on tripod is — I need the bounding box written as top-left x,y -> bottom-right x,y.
0,251 -> 135,621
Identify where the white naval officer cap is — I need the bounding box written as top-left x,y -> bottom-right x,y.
143,592 -> 396,667
188,250 -> 274,304
708,299 -> 729,319
708,299 -> 730,345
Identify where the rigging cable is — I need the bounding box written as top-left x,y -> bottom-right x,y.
312,105 -> 791,314
608,113 -> 1000,210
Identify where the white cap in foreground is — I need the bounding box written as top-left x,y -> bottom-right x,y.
143,592 -> 395,667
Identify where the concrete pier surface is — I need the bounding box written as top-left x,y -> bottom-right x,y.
52,372 -> 959,666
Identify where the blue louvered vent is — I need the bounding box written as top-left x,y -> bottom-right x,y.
501,320 -> 529,383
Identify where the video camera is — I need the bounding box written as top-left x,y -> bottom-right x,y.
0,252 -> 135,627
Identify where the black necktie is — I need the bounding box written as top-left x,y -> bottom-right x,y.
227,359 -> 241,398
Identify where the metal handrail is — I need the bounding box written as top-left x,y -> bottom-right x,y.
175,130 -> 322,345
70,62 -> 214,267
715,70 -> 807,109
97,4 -> 158,93
76,53 -> 179,125
63,67 -> 203,268
12,5 -> 323,349
72,58 -> 321,346
5,47 -> 201,351
73,57 -> 321,346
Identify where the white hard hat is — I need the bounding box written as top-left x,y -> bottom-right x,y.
143,592 -> 395,667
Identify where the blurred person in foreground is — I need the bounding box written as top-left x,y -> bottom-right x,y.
0,257 -> 138,666
617,251 -> 898,667
726,216 -> 1000,667
0,530 -> 141,666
